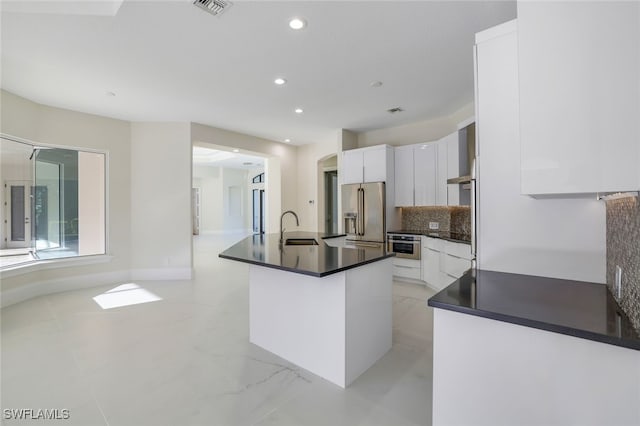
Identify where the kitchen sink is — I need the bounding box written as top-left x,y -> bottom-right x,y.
285,238 -> 319,246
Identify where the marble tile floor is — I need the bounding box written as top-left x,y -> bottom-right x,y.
1,233 -> 437,426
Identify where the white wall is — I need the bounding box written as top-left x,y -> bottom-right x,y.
130,122 -> 192,279
296,139 -> 340,232
221,168 -> 249,232
78,151 -> 105,255
0,90 -> 132,298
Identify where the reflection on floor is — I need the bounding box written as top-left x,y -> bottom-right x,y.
1,233 -> 437,426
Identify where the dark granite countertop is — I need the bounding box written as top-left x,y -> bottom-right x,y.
388,229 -> 471,244
428,269 -> 640,351
219,232 -> 394,278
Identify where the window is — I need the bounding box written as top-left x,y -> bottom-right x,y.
1,136 -> 106,269
252,173 -> 264,184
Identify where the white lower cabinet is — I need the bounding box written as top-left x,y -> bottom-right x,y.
392,257 -> 421,280
422,237 -> 445,289
421,237 -> 472,290
442,241 -> 472,284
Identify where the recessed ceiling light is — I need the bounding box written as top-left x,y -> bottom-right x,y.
289,17 -> 306,30
295,108 -> 304,114
370,81 -> 383,88
274,77 -> 287,85
232,149 -> 239,153
284,139 -> 291,143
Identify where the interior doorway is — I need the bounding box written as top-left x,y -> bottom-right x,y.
324,170 -> 338,234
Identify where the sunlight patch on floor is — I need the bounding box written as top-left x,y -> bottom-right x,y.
93,283 -> 162,309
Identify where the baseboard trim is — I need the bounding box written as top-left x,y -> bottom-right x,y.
130,268 -> 193,280
1,270 -> 130,308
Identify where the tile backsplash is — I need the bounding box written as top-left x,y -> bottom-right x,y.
606,196 -> 640,333
400,206 -> 470,234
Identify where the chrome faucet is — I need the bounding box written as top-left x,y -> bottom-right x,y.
280,210 -> 300,244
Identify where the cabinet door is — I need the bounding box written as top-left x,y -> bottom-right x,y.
394,145 -> 414,206
422,237 -> 443,289
518,1 -> 640,194
342,150 -> 363,184
414,143 -> 437,206
436,137 -> 449,206
363,147 -> 387,183
445,131 -> 460,206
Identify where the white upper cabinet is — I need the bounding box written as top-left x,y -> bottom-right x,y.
342,145 -> 393,184
394,145 -> 415,206
518,1 -> 640,194
363,147 -> 387,183
394,132 -> 462,207
342,149 -> 364,184
414,143 -> 437,206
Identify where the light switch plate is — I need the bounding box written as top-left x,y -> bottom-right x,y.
429,222 -> 439,230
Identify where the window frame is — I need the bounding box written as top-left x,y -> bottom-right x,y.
0,133 -> 110,272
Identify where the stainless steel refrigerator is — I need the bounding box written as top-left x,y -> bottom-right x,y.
342,182 -> 385,246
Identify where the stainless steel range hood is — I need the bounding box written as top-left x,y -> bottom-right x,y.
446,122 -> 476,185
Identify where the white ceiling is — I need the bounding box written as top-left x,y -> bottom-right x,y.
0,1 -> 516,146
193,146 -> 264,169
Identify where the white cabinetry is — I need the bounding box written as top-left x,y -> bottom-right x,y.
394,145 -> 415,206
342,150 -> 364,184
518,1 -> 640,195
422,237 -> 446,290
394,141 -> 448,207
392,257 -> 421,281
413,144 -> 437,206
342,145 -> 393,184
442,241 -> 472,284
421,236 -> 471,291
436,138 -> 448,206
363,148 -> 388,183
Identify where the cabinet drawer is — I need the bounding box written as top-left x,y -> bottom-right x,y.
393,258 -> 420,268
423,236 -> 444,251
444,241 -> 472,260
393,265 -> 422,280
444,254 -> 472,278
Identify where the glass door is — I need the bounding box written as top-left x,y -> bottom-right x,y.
33,148 -> 77,258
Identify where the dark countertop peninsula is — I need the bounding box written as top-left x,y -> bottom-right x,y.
219,232 -> 394,278
388,229 -> 471,244
428,269 -> 640,351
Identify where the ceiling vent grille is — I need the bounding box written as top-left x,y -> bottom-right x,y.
193,0 -> 233,17
387,107 -> 404,114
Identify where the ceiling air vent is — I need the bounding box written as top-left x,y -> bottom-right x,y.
387,107 -> 404,114
193,0 -> 233,17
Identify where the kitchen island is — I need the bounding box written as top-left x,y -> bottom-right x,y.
219,232 -> 394,388
428,270 -> 640,425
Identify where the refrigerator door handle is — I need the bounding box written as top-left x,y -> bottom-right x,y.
358,187 -> 365,236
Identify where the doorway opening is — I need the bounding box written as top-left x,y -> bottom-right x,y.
319,155 -> 338,234
191,144 -> 267,236
324,170 -> 338,234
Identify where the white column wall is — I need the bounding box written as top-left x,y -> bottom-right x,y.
130,122 -> 192,279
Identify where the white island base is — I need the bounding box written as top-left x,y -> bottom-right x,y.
249,257 -> 392,388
